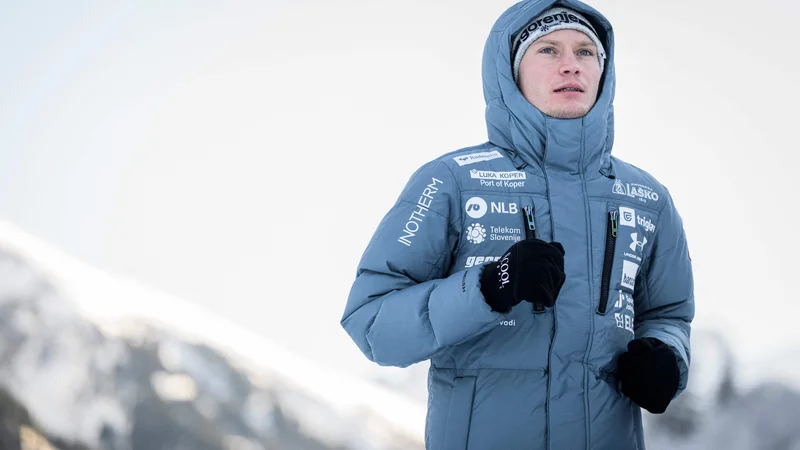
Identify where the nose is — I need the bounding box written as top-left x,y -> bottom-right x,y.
558,54 -> 580,75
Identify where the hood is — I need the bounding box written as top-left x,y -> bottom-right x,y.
482,0 -> 616,176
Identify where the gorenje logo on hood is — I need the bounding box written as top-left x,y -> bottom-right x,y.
512,11 -> 589,57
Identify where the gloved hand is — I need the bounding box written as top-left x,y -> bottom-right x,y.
617,337 -> 680,414
479,239 -> 566,313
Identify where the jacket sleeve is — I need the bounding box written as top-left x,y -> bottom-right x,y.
633,188 -> 695,396
340,159 -> 502,368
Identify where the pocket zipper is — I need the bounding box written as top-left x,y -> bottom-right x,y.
596,209 -> 618,315
522,205 -> 545,313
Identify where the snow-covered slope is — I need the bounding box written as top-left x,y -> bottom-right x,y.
0,219 -> 426,450
2,217 -> 799,450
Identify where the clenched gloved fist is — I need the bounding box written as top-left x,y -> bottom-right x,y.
479,239 -> 566,313
617,337 -> 680,414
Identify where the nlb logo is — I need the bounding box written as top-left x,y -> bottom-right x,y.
465,197 -> 488,219
465,197 -> 518,219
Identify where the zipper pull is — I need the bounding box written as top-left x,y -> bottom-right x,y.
524,205 -> 536,234
610,211 -> 618,238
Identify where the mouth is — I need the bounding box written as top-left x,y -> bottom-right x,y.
554,86 -> 584,93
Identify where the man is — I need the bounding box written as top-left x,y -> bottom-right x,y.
341,1 -> 694,449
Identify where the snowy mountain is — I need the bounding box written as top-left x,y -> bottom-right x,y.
0,217 -> 798,450
0,220 -> 425,450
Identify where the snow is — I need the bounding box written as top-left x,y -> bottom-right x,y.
0,219 -> 427,446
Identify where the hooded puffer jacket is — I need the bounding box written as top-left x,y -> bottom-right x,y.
341,1 -> 694,449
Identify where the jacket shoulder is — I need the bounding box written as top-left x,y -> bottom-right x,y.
429,142 -> 520,180
609,156 -> 673,212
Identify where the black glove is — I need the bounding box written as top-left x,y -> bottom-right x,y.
479,239 -> 566,313
617,337 -> 680,414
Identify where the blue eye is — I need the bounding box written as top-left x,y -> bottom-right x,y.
540,47 -> 555,54
579,49 -> 594,57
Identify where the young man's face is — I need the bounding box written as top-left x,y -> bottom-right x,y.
517,29 -> 602,119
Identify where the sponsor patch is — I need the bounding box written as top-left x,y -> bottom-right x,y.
620,207 -> 636,227
465,223 -> 521,245
613,179 -> 660,203
465,255 -> 501,268
465,197 -> 518,219
470,169 -> 526,189
397,177 -> 443,247
453,150 -> 503,166
621,260 -> 639,291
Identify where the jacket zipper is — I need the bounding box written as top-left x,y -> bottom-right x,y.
523,205 -> 545,313
596,209 -> 618,315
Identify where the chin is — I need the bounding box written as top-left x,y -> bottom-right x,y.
544,107 -> 589,119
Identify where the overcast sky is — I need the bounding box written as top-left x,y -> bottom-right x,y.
1,0 -> 798,384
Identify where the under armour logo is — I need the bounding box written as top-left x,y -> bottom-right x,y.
630,233 -> 647,252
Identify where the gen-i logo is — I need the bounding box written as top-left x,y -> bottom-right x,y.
465,197 -> 488,219
619,207 -> 636,227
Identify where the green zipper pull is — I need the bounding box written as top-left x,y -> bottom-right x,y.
610,211 -> 618,238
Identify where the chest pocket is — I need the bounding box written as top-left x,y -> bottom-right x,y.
595,203 -> 659,318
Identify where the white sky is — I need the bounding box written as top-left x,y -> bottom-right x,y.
1,0 -> 798,383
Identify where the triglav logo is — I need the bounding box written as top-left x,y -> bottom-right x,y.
619,207 -> 636,227
629,233 -> 648,252
466,223 -> 487,244
613,180 -> 660,203
620,206 -> 656,233
453,150 -> 503,166
638,215 -> 656,233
